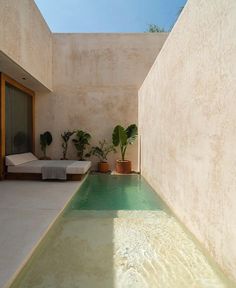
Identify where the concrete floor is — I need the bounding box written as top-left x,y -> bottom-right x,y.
0,180 -> 82,288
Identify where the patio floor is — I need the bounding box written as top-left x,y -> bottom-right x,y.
0,179 -> 82,288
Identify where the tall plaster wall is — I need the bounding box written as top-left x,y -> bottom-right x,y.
36,33 -> 167,169
139,0 -> 236,281
0,0 -> 52,90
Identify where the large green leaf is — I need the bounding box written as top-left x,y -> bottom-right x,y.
40,131 -> 52,147
112,125 -> 127,147
126,124 -> 138,144
45,131 -> 53,145
112,126 -> 119,146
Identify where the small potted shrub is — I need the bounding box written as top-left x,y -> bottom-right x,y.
112,124 -> 138,174
61,130 -> 75,160
88,140 -> 116,173
40,131 -> 53,160
73,130 -> 91,160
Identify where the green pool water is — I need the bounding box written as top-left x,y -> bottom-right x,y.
68,174 -> 166,211
10,175 -> 234,288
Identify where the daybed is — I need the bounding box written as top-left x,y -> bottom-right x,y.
5,153 -> 91,181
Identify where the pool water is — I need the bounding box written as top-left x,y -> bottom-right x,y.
68,175 -> 165,210
10,175 -> 234,288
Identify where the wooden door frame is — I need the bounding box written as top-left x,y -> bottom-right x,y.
0,73 -> 35,179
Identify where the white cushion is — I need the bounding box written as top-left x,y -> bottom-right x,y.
5,153 -> 38,166
7,160 -> 91,174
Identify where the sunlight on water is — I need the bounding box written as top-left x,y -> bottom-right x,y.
113,211 -> 230,288
10,176 -> 234,288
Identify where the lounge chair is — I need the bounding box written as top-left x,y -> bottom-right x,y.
5,153 -> 91,181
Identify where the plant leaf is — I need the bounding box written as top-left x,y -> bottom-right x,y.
126,124 -> 138,144
112,125 -> 127,146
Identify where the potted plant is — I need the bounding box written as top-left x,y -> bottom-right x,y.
112,124 -> 138,174
61,130 -> 75,160
40,131 -> 53,160
88,140 -> 116,173
73,130 -> 91,160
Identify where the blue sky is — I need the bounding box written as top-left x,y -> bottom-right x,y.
34,0 -> 187,33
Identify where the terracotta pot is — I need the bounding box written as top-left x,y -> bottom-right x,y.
98,162 -> 110,173
116,160 -> 132,174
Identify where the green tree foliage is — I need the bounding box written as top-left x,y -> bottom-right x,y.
146,24 -> 165,33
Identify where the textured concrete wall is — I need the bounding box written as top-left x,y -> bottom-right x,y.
139,0 -> 236,281
0,0 -> 52,90
35,33 -> 167,169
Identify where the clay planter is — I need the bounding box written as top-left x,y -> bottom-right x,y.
116,160 -> 131,174
98,162 -> 110,173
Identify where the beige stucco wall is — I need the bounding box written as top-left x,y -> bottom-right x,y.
35,33 -> 167,169
0,0 -> 52,90
139,0 -> 236,282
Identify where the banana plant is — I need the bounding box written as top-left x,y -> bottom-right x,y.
72,130 -> 91,160
112,124 -> 138,161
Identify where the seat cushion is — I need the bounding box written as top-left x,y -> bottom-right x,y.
5,153 -> 38,166
7,160 -> 91,174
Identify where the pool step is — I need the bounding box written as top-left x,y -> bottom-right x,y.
65,209 -> 169,219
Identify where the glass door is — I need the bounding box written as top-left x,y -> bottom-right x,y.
5,83 -> 33,155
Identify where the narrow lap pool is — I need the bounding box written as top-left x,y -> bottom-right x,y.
10,175 -> 233,288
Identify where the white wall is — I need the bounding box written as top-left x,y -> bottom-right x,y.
0,0 -> 52,90
139,0 -> 236,281
36,33 -> 167,170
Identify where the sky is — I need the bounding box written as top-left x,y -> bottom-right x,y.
34,0 -> 187,33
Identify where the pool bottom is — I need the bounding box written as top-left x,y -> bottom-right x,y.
10,210 -> 232,288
